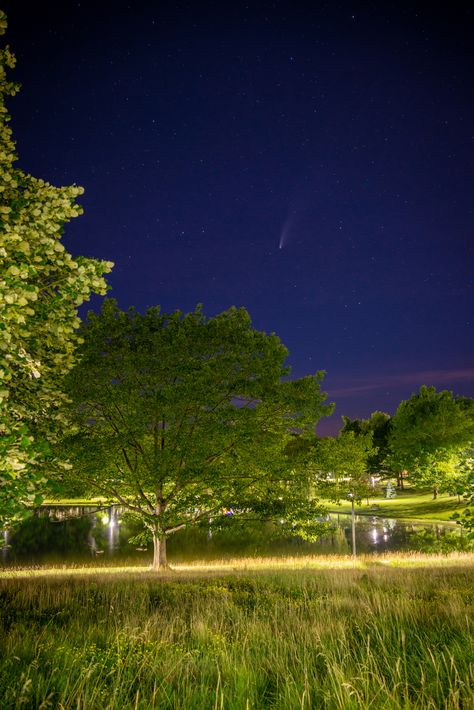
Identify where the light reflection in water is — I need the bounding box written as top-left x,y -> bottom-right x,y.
1,529 -> 8,563
0,507 -> 462,565
108,507 -> 119,553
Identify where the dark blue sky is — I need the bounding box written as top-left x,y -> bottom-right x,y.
4,1 -> 473,433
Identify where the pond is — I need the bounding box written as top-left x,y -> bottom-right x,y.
1,505 -> 465,566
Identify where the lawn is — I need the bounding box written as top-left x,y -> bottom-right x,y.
329,488 -> 468,522
0,554 -> 473,709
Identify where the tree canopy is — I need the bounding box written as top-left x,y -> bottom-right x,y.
388,386 -> 474,497
312,430 -> 376,503
0,12 -> 113,525
451,450 -> 474,537
60,300 -> 333,568
341,410 -> 392,475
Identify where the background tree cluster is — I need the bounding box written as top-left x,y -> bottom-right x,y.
342,392 -> 473,499
388,386 -> 474,499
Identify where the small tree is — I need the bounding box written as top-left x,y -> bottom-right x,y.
60,300 -> 333,568
0,12 -> 113,525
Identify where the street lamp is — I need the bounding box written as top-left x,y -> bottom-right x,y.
347,492 -> 356,558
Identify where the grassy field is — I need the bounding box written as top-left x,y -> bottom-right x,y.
330,489 -> 467,522
0,554 -> 473,709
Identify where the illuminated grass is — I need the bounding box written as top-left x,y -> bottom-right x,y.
0,558 -> 473,708
1,551 -> 473,580
330,489 -> 468,521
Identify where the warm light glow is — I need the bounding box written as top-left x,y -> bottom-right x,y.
1,552 -> 473,580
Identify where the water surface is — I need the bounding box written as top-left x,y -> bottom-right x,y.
1,505 -> 462,566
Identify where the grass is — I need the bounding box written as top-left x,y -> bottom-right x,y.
2,551 -> 474,578
0,554 -> 473,709
330,489 -> 467,522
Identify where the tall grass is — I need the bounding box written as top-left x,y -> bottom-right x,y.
0,559 -> 473,708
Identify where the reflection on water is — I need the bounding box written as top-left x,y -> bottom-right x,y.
0,506 -> 464,566
1,529 -> 8,563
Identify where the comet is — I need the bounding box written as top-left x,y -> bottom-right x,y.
279,218 -> 291,250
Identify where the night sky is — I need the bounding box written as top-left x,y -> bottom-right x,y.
4,1 -> 473,434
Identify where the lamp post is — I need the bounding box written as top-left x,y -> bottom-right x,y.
348,492 -> 356,558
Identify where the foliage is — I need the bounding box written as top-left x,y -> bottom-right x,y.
388,386 -> 474,497
341,410 -> 392,474
7,513 -> 93,558
410,527 -> 474,553
312,430 -> 376,503
0,12 -> 113,525
60,300 -> 333,566
451,450 -> 474,538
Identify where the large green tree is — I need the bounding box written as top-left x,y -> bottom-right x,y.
388,386 -> 474,498
60,300 -> 333,568
0,12 -> 113,525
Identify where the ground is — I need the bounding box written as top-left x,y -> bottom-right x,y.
329,488 -> 467,522
0,553 -> 473,709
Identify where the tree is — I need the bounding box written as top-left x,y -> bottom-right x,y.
341,410 -> 392,476
313,430 -> 375,502
59,300 -> 333,568
388,387 -> 474,498
451,450 -> 474,538
0,12 -> 113,525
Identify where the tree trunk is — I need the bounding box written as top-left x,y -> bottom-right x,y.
432,486 -> 438,500
152,532 -> 168,569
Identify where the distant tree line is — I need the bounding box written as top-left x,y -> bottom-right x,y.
341,389 -> 473,501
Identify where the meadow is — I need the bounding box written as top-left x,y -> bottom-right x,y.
0,553 -> 473,709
